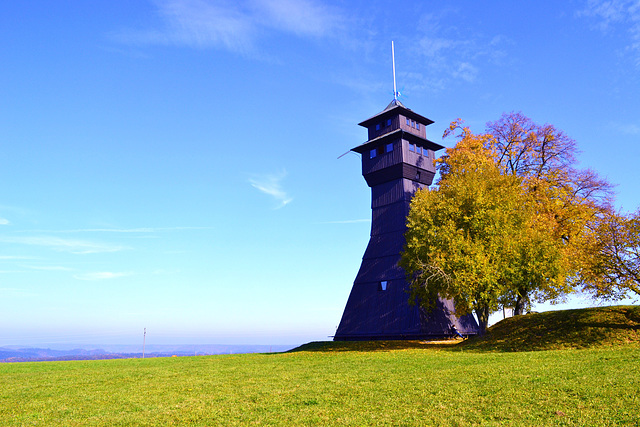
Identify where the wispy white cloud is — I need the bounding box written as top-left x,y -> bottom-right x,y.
0,218 -> 9,225
404,11 -> 511,91
578,0 -> 631,29
146,0 -> 255,51
578,0 -> 640,66
252,0 -> 344,37
609,121 -> 640,135
620,123 -> 640,135
452,62 -> 478,83
73,272 -> 133,281
248,170 -> 293,209
0,236 -> 128,254
113,0 -> 345,54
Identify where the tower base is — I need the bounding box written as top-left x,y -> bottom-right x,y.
334,288 -> 478,341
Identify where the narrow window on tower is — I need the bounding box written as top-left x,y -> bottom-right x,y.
386,143 -> 393,153
409,144 -> 415,152
376,123 -> 381,131
416,122 -> 420,130
379,281 -> 388,291
386,119 -> 392,127
417,146 -> 423,155
370,148 -> 377,159
406,117 -> 411,126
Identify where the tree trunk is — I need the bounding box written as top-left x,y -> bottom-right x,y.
513,293 -> 528,316
474,305 -> 490,336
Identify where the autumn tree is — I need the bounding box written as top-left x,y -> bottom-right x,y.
402,112 -> 615,334
580,210 -> 640,299
401,127 -> 568,334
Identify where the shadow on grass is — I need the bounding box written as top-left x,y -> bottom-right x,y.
288,340 -> 464,353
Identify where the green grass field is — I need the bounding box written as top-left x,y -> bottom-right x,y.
1,306 -> 639,426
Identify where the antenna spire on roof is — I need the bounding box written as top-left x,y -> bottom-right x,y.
391,41 -> 399,101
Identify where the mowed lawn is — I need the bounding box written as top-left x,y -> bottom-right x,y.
1,343 -> 639,426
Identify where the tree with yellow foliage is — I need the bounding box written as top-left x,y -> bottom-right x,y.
402,126 -> 566,334
402,114 -> 614,334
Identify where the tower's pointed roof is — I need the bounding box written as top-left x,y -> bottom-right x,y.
358,99 -> 434,128
384,98 -> 406,110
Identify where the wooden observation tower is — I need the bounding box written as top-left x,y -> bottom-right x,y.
334,44 -> 479,340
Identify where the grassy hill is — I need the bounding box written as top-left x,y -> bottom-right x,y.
462,304 -> 640,352
291,305 -> 640,353
1,305 -> 638,426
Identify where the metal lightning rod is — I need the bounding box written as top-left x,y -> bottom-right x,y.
392,41 -> 398,100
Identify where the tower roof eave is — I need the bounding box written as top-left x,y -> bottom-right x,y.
351,129 -> 445,154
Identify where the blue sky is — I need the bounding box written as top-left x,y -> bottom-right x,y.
1,0 -> 639,347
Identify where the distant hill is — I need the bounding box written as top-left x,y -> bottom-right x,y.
0,347 -> 107,362
0,348 -> 143,363
460,305 -> 640,352
0,344 -> 295,363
